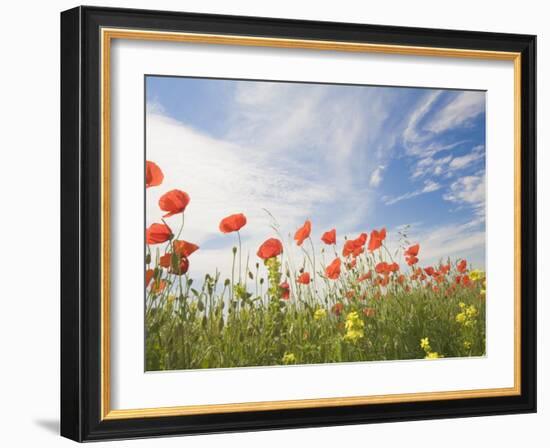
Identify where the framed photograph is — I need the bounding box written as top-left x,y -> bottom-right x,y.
60,6 -> 536,441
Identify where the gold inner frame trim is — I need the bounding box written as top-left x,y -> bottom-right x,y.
100,27 -> 522,420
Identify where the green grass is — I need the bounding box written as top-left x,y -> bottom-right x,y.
145,263 -> 485,371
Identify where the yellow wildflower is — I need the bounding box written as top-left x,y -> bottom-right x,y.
456,304 -> 477,327
343,311 -> 365,343
314,308 -> 327,321
425,352 -> 442,359
463,341 -> 472,350
282,352 -> 296,365
456,312 -> 466,324
469,269 -> 485,282
420,337 -> 431,352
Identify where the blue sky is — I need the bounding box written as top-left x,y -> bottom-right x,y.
145,76 -> 486,282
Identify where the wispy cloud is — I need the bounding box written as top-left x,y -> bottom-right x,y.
146,78 -> 487,281
426,91 -> 485,134
384,180 -> 441,205
405,221 -> 485,267
412,144 -> 484,180
369,165 -> 385,187
443,172 -> 486,208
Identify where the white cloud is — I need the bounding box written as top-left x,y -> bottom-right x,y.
403,90 -> 485,185
384,180 -> 441,205
405,221 -> 485,268
426,91 -> 485,134
369,165 -> 385,187
412,144 -> 484,180
411,155 -> 452,179
146,109 -> 381,285
443,172 -> 486,207
403,91 -> 442,147
448,144 -> 484,170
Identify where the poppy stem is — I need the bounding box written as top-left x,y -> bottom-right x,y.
237,231 -> 242,284
308,237 -> 316,285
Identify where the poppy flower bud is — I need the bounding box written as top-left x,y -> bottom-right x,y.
232,246 -> 237,255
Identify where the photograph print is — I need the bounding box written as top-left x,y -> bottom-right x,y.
144,76 -> 487,371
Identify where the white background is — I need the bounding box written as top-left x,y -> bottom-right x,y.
111,39 -> 514,409
0,0 -> 547,447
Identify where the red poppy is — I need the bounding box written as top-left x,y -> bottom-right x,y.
151,279 -> 167,294
219,213 -> 247,233
363,307 -> 376,318
404,244 -> 420,266
461,274 -> 471,287
331,302 -> 344,316
159,253 -> 172,268
455,275 -> 462,284
146,161 -> 164,188
171,255 -> 189,276
375,262 -> 389,274
405,244 -> 419,257
145,269 -> 154,287
397,274 -> 405,284
376,275 -> 389,287
321,229 -> 336,245
457,259 -> 468,273
294,220 -> 312,246
439,264 -> 451,275
388,262 -> 399,273
257,238 -> 283,260
297,272 -> 311,285
159,189 -> 190,218
146,222 -> 173,244
343,233 -> 368,257
368,228 -> 386,252
358,272 -> 372,282
325,257 -> 341,280
424,266 -> 435,276
173,240 -> 199,257
280,282 -> 290,300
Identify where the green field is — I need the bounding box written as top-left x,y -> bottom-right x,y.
145,225 -> 486,371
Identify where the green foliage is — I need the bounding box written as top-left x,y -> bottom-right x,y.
145,273 -> 486,371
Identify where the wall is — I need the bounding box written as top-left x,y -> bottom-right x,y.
0,0 -> 545,446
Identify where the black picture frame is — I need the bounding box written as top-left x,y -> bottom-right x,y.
61,5 -> 536,442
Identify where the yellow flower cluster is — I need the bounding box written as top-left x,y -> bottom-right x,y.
420,337 -> 431,351
420,337 -> 442,359
456,302 -> 478,327
314,308 -> 327,321
343,311 -> 365,343
282,352 -> 296,365
469,269 -> 485,282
